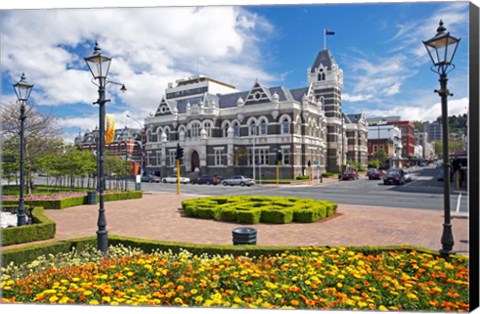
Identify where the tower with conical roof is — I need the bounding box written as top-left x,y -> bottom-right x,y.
307,49 -> 345,172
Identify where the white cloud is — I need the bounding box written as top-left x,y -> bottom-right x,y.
0,6 -> 275,123
363,97 -> 468,122
343,93 -> 373,102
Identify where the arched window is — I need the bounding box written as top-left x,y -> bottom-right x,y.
233,122 -> 240,137
204,121 -> 212,138
165,127 -> 170,141
259,119 -> 268,135
223,122 -> 230,137
191,122 -> 201,138
249,121 -> 257,136
282,119 -> 290,134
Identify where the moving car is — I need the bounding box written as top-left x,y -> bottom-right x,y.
383,168 -> 405,185
340,169 -> 359,180
161,175 -> 190,184
367,169 -> 384,180
403,170 -> 412,182
191,175 -> 223,185
140,173 -> 161,183
222,175 -> 256,187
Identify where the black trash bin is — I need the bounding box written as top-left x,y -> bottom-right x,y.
232,227 -> 257,245
86,191 -> 97,205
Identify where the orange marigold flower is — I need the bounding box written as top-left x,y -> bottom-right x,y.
290,300 -> 299,306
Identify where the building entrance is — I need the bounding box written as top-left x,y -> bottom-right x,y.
191,151 -> 199,172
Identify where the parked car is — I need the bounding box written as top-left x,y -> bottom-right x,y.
141,173 -> 161,183
161,175 -> 190,184
383,168 -> 405,185
340,169 -> 359,180
222,175 -> 256,187
191,175 -> 223,185
368,169 -> 384,180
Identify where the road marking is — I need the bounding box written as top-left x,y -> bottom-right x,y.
456,193 -> 462,213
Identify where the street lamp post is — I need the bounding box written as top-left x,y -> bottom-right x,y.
251,124 -> 256,180
423,20 -> 460,257
13,73 -> 33,227
123,126 -> 129,191
84,41 -> 126,255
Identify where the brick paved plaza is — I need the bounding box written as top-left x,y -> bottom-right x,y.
14,192 -> 467,256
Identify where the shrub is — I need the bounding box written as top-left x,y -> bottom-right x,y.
2,191 -> 143,210
1,207 -> 56,246
236,209 -> 261,224
181,196 -> 337,225
295,175 -> 310,180
261,209 -> 293,224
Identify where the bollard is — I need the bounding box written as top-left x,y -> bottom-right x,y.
232,227 -> 257,245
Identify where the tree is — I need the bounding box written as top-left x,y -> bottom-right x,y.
372,149 -> 387,166
1,100 -> 63,192
434,140 -> 466,155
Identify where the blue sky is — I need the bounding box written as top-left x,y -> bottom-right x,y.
0,1 -> 472,143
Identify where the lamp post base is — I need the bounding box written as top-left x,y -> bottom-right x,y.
440,222 -> 454,258
97,229 -> 108,255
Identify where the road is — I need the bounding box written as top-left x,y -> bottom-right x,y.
16,165 -> 468,213
137,166 -> 469,213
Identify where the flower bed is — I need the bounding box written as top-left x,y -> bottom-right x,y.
182,196 -> 337,224
0,244 -> 468,311
2,190 -> 143,210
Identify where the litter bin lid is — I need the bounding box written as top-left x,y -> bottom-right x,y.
232,227 -> 256,234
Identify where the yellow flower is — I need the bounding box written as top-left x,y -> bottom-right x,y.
83,290 -> 93,296
358,301 -> 368,308
337,283 -> 343,288
102,296 -> 112,303
190,289 -> 198,295
337,274 -> 345,279
195,296 -> 204,303
378,305 -> 388,311
89,300 -> 99,305
407,293 -> 418,300
72,278 -> 80,282
49,295 -> 59,303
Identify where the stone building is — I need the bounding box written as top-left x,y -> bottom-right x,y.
143,48 -> 368,179
74,127 -> 144,175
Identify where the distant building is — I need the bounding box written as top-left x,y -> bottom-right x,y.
367,124 -> 402,168
386,121 -> 415,158
75,127 -> 144,174
414,131 -> 430,159
425,121 -> 442,141
344,113 -> 369,167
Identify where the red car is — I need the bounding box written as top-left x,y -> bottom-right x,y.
341,170 -> 359,180
368,169 -> 384,180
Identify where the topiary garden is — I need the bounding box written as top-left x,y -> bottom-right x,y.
181,196 -> 337,224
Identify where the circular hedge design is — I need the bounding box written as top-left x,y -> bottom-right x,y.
181,195 -> 337,224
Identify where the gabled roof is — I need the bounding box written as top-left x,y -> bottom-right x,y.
310,49 -> 336,73
346,113 -> 363,124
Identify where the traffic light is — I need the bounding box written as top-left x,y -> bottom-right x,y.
176,143 -> 184,162
276,150 -> 283,163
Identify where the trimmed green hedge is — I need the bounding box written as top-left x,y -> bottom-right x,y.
1,207 -> 56,246
2,190 -> 143,210
181,196 -> 337,224
2,234 -> 463,266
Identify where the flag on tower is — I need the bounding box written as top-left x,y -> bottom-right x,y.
324,29 -> 335,50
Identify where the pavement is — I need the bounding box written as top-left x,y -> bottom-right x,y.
3,191 -> 469,256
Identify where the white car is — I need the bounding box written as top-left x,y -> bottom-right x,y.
222,175 -> 256,186
403,170 -> 412,182
161,175 -> 190,184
